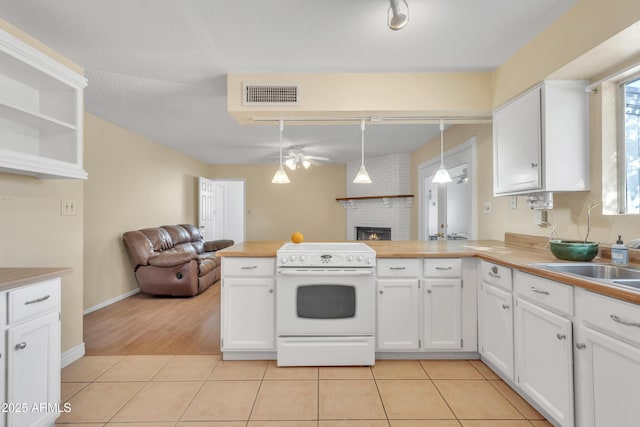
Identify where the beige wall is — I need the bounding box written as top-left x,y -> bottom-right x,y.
0,18 -> 84,353
83,114 -> 209,310
208,164 -> 346,241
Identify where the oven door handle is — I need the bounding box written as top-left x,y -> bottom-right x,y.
277,269 -> 374,276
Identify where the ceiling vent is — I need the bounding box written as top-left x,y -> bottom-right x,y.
243,83 -> 299,106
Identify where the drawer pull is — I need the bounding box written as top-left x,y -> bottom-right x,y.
241,266 -> 258,270
530,286 -> 550,295
556,333 -> 567,340
389,267 -> 406,270
24,295 -> 51,305
14,342 -> 27,351
610,314 -> 640,328
489,272 -> 501,279
435,266 -> 453,271
502,304 -> 510,310
379,290 -> 384,294
268,289 -> 274,294
576,343 -> 586,350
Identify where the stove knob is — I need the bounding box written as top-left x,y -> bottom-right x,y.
357,255 -> 364,262
366,258 -> 373,265
289,255 -> 297,262
300,255 -> 307,262
280,257 -> 288,264
347,255 -> 354,262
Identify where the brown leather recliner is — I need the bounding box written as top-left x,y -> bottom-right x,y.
122,224 -> 234,296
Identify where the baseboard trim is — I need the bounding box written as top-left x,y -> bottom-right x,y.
61,342 -> 85,368
83,288 -> 140,315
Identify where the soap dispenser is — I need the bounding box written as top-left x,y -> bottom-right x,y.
611,235 -> 629,266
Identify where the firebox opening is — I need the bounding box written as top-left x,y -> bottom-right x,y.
356,227 -> 391,241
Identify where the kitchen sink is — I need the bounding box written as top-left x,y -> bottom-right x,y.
531,262 -> 640,291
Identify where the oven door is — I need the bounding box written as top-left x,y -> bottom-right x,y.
276,269 -> 375,336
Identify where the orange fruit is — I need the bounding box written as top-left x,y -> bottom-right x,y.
291,231 -> 304,243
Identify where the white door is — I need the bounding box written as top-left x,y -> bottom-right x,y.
7,311 -> 60,427
478,282 -> 514,381
514,297 -> 574,427
574,325 -> 640,427
422,279 -> 462,349
198,178 -> 246,243
376,279 -> 420,350
198,177 -> 215,240
222,277 -> 275,350
419,138 -> 476,241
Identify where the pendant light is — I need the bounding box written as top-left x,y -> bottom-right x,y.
432,119 -> 452,183
388,0 -> 409,31
271,120 -> 290,184
353,119 -> 372,184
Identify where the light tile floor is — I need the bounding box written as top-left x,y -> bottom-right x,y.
56,356 -> 553,427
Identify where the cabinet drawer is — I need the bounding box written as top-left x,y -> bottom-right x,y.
514,271 -> 573,316
576,288 -> 640,346
480,260 -> 513,291
8,278 -> 61,325
377,258 -> 420,278
423,258 -> 461,278
223,257 -> 275,276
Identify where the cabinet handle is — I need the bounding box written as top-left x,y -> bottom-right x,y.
610,314 -> 640,328
241,266 -> 258,270
530,286 -> 550,295
489,272 -> 501,279
427,289 -> 432,294
435,266 -> 452,271
24,294 -> 50,305
14,342 -> 27,351
268,289 -> 273,294
576,343 -> 586,350
379,290 -> 384,294
556,333 -> 567,340
531,163 -> 538,168
389,267 -> 406,270
502,304 -> 510,310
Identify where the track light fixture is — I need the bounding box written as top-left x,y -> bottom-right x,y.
353,119 -> 372,184
388,0 -> 409,31
272,120 -> 290,184
432,119 -> 452,184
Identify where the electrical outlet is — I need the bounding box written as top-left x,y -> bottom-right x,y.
511,196 -> 517,210
61,200 -> 76,216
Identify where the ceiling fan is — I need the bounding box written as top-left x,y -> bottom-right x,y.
271,145 -> 330,170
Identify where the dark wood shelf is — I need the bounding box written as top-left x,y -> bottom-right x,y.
335,194 -> 414,202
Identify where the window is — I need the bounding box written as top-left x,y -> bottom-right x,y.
621,76 -> 640,213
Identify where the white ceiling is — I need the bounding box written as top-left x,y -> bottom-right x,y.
0,0 -> 577,165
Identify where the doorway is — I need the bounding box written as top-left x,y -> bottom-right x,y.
198,177 -> 246,243
418,137 -> 477,241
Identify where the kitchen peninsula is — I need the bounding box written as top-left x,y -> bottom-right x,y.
217,235 -> 640,427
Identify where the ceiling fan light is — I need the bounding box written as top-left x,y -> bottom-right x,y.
285,157 -> 297,170
353,164 -> 372,184
433,163 -> 452,183
272,165 -> 290,184
302,159 -> 311,169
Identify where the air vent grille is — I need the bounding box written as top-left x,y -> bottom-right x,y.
243,83 -> 299,106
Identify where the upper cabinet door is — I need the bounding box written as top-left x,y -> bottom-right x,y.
493,87 -> 542,195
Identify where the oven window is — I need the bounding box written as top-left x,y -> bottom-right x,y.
297,285 -> 356,319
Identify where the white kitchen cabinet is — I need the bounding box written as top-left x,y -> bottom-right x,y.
0,28 -> 87,179
478,260 -> 514,381
574,288 -> 640,427
376,259 -> 420,350
4,277 -> 62,427
221,258 -> 276,351
514,272 -> 574,427
422,259 -> 462,350
493,80 -> 589,196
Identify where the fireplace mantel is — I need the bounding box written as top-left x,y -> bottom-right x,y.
336,194 -> 414,208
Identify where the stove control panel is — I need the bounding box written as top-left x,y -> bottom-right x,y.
278,252 -> 375,267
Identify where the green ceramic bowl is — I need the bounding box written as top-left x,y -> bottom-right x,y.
549,240 -> 599,261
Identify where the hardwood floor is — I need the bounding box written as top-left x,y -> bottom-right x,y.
84,283 -> 221,355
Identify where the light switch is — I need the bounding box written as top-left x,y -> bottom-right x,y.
61,200 -> 76,216
483,201 -> 491,214
511,196 -> 517,210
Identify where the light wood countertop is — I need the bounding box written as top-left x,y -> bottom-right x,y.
217,239 -> 640,305
0,267 -> 72,292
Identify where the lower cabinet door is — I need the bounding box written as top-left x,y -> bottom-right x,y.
514,297 -> 573,427
479,282 -> 514,381
376,279 -> 419,350
222,278 -> 275,350
574,325 -> 640,427
7,310 -> 60,427
423,279 -> 462,349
